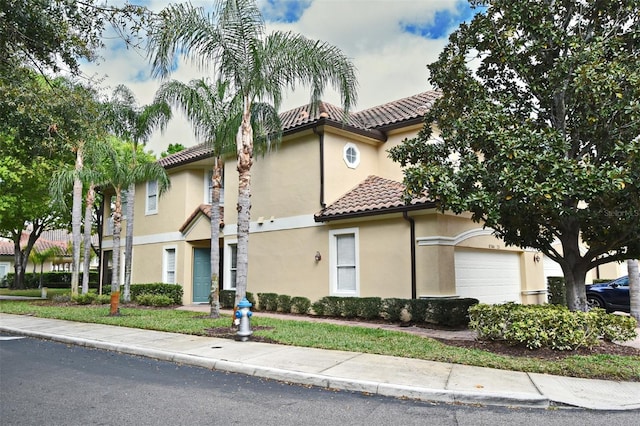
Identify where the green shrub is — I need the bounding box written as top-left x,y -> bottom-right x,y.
469,303 -> 638,350
72,292 -> 97,305
358,297 -> 383,320
291,296 -> 311,314
131,283 -> 183,305
382,298 -> 409,322
426,298 -> 478,327
136,294 -> 174,307
276,294 -> 292,313
218,290 -> 255,309
5,272 -> 99,289
257,293 -> 278,311
312,296 -> 344,317
547,276 -> 566,306
95,294 -> 111,304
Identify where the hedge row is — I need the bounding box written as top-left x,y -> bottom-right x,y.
218,290 -> 477,327
103,283 -> 183,305
469,302 -> 638,350
2,272 -> 99,289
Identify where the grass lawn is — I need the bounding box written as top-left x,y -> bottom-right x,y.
0,297 -> 638,382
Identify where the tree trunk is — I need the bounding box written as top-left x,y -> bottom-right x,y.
110,189 -> 123,316
209,157 -> 222,318
559,223 -> 589,311
12,241 -> 27,290
81,183 -> 95,294
123,183 -> 135,302
629,259 -> 640,323
71,143 -> 84,296
234,106 -> 254,309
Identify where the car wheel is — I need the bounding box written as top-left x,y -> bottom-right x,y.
586,295 -> 606,311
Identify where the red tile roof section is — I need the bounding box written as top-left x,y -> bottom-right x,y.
0,233 -> 68,256
315,175 -> 433,221
179,204 -> 224,233
157,91 -> 441,168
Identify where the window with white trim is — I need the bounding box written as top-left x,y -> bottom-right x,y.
205,170 -> 224,205
343,143 -> 360,169
224,242 -> 237,290
146,180 -> 158,215
329,228 -> 359,295
163,247 -> 176,284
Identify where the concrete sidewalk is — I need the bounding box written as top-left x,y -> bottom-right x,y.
1,313 -> 639,410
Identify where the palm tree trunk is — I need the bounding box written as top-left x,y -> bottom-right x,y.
123,183 -> 135,302
110,190 -> 123,316
209,157 -> 223,318
629,259 -> 639,322
71,143 -> 84,296
234,106 -> 254,308
81,183 -> 95,294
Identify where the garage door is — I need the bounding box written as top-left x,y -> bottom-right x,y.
454,249 -> 522,304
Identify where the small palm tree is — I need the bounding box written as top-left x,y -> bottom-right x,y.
156,78 -> 281,317
29,246 -> 62,288
103,139 -> 170,314
104,85 -> 171,302
149,0 -> 357,306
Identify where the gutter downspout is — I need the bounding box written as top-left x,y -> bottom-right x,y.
313,126 -> 326,209
403,210 -> 417,299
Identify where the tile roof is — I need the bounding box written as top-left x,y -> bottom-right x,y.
158,91 -> 441,168
314,175 -> 434,222
0,234 -> 68,256
157,144 -> 213,169
179,204 -> 224,233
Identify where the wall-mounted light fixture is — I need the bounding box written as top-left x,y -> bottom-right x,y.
533,253 -> 541,263
314,251 -> 322,262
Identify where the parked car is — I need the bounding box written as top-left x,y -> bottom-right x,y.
585,275 -> 635,313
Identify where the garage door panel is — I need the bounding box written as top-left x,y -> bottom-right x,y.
455,250 -> 521,304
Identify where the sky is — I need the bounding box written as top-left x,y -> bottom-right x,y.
79,0 -> 481,155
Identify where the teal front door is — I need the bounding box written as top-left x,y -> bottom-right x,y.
193,248 -> 211,303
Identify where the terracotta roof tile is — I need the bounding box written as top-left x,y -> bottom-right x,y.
158,91 -> 440,168
0,235 -> 68,256
158,144 -> 213,169
179,204 -> 224,233
315,175 -> 433,221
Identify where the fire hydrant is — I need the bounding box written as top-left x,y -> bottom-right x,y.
235,297 -> 253,341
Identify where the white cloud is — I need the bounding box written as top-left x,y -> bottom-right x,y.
83,0 -> 468,154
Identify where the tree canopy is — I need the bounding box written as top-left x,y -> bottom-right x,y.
389,0 -> 640,311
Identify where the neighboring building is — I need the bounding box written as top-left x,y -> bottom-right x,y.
0,232 -> 69,283
101,91 -> 554,305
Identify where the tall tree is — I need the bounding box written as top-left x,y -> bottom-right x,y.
156,78 -> 281,317
103,139 -> 170,314
148,0 -> 357,306
0,0 -> 150,74
104,85 -> 171,302
389,0 -> 640,311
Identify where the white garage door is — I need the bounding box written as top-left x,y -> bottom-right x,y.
455,249 -> 522,304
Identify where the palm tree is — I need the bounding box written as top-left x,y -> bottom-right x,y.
156,78 -> 281,317
104,139 -> 170,315
148,0 -> 357,306
29,246 -> 62,288
104,85 -> 171,302
51,134 -> 111,295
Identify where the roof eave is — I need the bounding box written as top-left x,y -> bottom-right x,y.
314,202 -> 436,223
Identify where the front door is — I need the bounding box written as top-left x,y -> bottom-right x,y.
192,248 -> 211,303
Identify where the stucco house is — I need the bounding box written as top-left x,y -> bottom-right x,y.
101,91 -> 582,306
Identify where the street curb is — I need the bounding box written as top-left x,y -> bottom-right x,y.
0,325 -> 549,408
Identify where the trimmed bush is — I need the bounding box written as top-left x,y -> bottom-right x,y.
257,293 -> 278,311
72,292 -> 97,305
291,296 -> 311,314
358,297 -> 383,320
130,283 -> 183,305
5,272 -> 99,289
276,294 -> 292,313
136,294 -> 174,307
469,302 -> 638,350
382,298 -> 409,322
219,290 -> 255,309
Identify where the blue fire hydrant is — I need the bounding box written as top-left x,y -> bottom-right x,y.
235,297 -> 253,341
